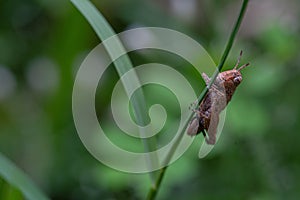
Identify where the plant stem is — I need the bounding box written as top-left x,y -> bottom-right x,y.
146,0 -> 249,199
146,167 -> 167,200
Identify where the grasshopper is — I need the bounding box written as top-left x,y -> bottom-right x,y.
187,51 -> 250,145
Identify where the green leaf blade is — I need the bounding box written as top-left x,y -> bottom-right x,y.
71,0 -> 159,181
0,153 -> 49,200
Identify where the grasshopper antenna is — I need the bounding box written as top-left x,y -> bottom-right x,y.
233,50 -> 243,70
238,62 -> 250,71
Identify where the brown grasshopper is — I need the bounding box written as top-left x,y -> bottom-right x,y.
187,51 -> 250,145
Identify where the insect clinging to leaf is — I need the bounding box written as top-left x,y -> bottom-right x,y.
187,51 -> 250,145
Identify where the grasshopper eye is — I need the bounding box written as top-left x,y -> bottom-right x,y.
233,76 -> 242,84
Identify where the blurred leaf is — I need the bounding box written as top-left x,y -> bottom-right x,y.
0,180 -> 23,200
70,0 -> 158,182
0,153 -> 49,200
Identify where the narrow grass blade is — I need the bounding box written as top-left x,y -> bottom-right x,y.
0,153 -> 49,200
70,0 -> 159,181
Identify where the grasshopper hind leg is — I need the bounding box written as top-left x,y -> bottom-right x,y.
187,116 -> 200,136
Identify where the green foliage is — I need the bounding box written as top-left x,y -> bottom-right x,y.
1,0 -> 300,199
0,153 -> 49,200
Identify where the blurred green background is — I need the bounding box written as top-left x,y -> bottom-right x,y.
1,0 -> 300,199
